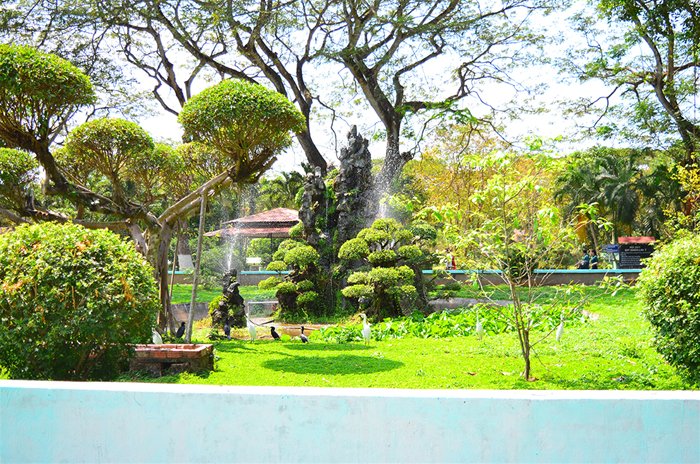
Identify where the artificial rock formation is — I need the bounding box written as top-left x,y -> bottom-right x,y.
334,126 -> 375,245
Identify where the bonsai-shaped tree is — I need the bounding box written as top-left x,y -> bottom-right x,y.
338,218 -> 437,319
265,227 -> 322,318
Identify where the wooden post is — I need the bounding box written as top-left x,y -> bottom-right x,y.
186,192 -> 208,343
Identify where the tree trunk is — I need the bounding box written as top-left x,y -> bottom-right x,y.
148,224 -> 173,332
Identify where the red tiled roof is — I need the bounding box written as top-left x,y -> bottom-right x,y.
207,208 -> 300,238
223,208 -> 298,225
205,225 -> 293,238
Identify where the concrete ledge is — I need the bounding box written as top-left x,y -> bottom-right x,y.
1,381 -> 698,463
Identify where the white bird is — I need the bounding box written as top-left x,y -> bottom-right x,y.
246,316 -> 257,342
556,314 -> 565,342
152,329 -> 162,345
360,313 -> 371,345
300,326 -> 309,343
475,313 -> 484,340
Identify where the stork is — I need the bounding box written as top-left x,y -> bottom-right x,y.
300,326 -> 309,343
246,316 -> 257,342
360,313 -> 371,345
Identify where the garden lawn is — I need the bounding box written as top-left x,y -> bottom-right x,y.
170,284 -> 276,304
126,286 -> 693,390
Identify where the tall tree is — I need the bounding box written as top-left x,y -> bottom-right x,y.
2,0 -> 551,190
569,0 -> 700,164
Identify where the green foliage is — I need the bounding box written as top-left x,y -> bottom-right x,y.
288,222 -> 303,239
371,218 -> 401,234
283,245 -> 319,271
64,118 -> 154,184
296,291 -> 318,307
341,284 -> 373,299
178,79 -> 305,168
320,303 -> 585,343
266,260 -> 288,272
208,295 -> 224,315
339,218 -> 433,319
258,276 -> 282,290
338,238 -> 370,261
347,271 -> 369,285
367,249 -> 398,267
0,223 -> 158,380
408,220 -> 437,242
0,45 -> 95,146
295,280 -> 314,292
398,245 -> 422,260
0,148 -> 38,211
278,239 -> 303,252
638,234 -> 700,384
276,281 -> 297,294
358,228 -> 391,244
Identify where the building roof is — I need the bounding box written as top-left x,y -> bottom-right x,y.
223,208 -> 299,225
205,208 -> 300,238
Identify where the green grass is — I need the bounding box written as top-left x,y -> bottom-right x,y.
124,286 -> 694,390
170,284 -> 276,304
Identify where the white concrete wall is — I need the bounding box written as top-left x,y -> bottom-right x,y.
1,381 -> 698,463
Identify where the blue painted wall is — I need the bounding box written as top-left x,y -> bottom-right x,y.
1,381 -> 698,463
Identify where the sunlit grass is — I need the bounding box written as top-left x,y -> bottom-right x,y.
124,286 -> 694,390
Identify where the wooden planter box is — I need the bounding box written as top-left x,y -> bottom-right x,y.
129,344 -> 214,376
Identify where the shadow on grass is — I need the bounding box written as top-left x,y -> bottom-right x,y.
210,340 -> 256,353
262,354 -> 403,375
282,343 -> 371,352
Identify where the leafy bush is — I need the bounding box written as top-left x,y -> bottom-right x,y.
320,303 -> 584,343
296,280 -> 315,292
276,281 -> 297,294
341,284 -> 373,299
178,79 -> 305,159
296,291 -> 319,307
638,234 -> 700,384
258,276 -> 282,290
368,249 -> 398,266
283,245 -> 319,271
338,238 -> 370,260
266,260 -> 288,272
0,223 -> 158,380
289,223 -> 304,239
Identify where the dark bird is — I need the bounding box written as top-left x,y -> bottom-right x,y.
271,326 -> 281,340
224,323 -> 231,340
175,322 -> 186,339
300,326 -> 309,343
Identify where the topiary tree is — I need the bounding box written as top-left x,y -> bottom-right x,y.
178,79 -> 305,181
338,218 -> 437,319
0,222 -> 158,380
637,234 -> 700,385
63,118 -> 156,204
265,238 -> 323,318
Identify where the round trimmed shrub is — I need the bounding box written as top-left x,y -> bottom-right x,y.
0,223 -> 158,380
338,238 -> 370,261
266,260 -> 288,272
283,245 -> 319,271
637,234 -> 700,384
258,276 -> 282,290
368,249 -> 398,267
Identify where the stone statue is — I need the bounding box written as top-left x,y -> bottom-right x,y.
211,269 -> 245,335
